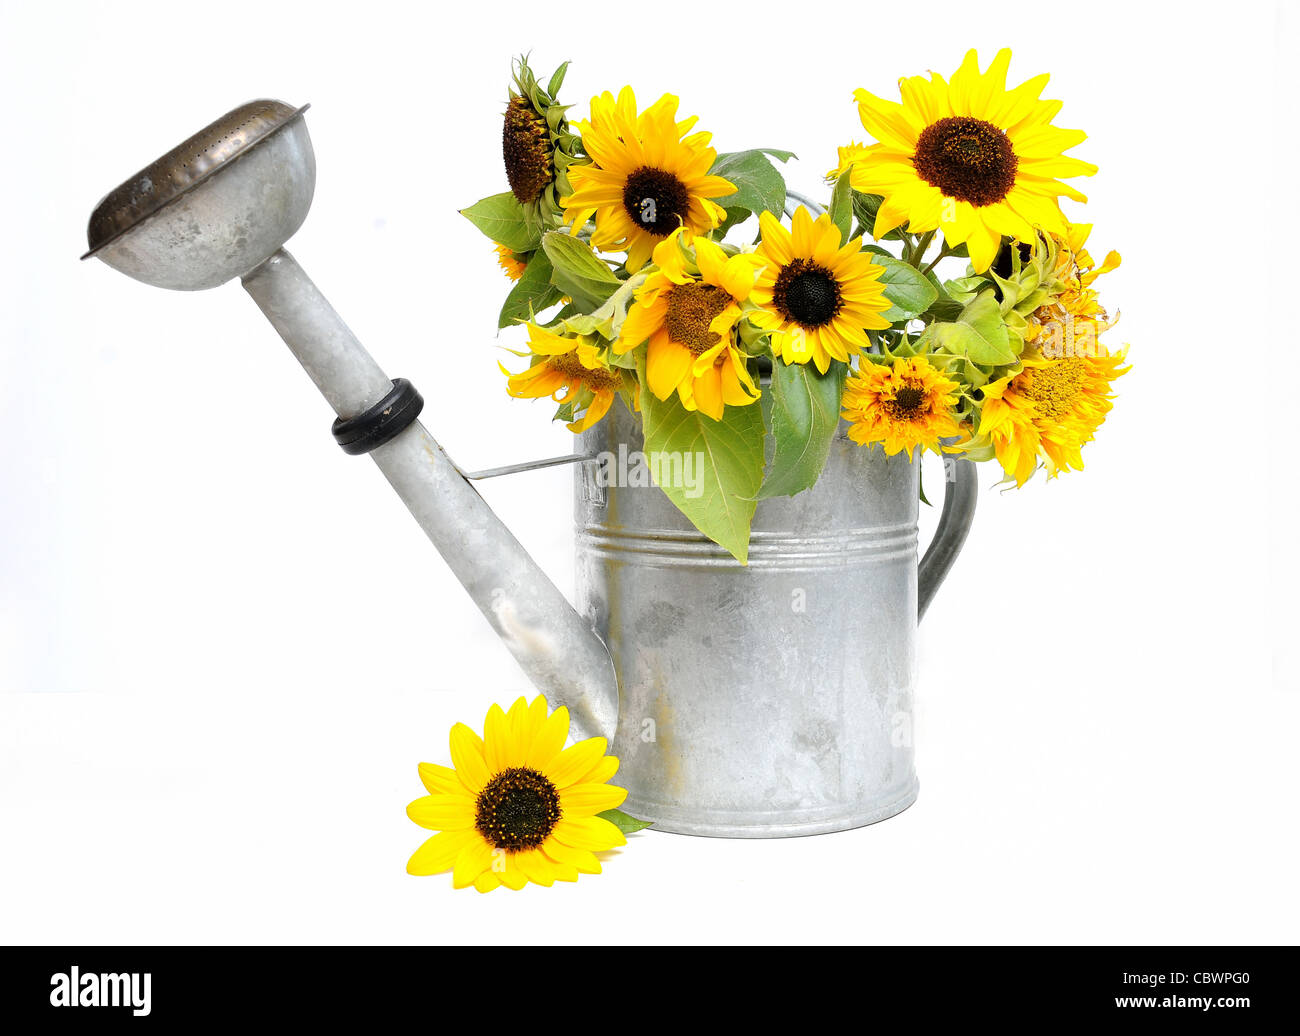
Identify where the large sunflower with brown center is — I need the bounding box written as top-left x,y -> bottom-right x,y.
749,207 -> 891,373
560,87 -> 736,272
838,48 -> 1097,273
406,696 -> 628,892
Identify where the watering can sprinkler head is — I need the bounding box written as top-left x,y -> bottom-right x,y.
81,99 -> 621,745
82,99 -> 314,290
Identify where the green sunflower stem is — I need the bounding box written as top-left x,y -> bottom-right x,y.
909,230 -> 937,270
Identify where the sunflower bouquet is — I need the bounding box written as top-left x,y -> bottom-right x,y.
463,50 -> 1128,561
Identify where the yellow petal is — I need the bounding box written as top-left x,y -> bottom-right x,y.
560,782 -> 629,817
406,829 -> 476,876
552,815 -> 627,852
449,722 -> 490,794
407,793 -> 476,831
482,703 -> 513,773
417,762 -> 462,796
543,737 -> 610,788
513,849 -> 557,888
525,705 -> 571,770
452,838 -> 497,889
473,871 -> 502,893
543,837 -> 602,874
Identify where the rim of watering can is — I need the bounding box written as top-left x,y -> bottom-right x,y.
81,100 -> 311,260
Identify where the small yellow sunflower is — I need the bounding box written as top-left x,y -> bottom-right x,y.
975,349 -> 1129,485
502,323 -> 623,432
842,355 -> 967,457
749,207 -> 891,373
406,696 -> 628,892
561,87 -> 736,272
495,243 -> 528,282
616,230 -> 766,420
840,48 -> 1097,273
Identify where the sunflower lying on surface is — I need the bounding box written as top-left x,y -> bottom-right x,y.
406,696 -> 631,892
459,50 -> 1130,561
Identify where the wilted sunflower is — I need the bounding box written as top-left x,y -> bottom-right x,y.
749,207 -> 891,373
561,87 -> 736,272
1023,222 -> 1121,356
616,230 -> 766,420
974,349 -> 1129,485
502,56 -> 583,228
502,323 -> 623,432
406,696 -> 628,892
842,355 -> 966,457
839,48 -> 1097,273
494,243 -> 528,282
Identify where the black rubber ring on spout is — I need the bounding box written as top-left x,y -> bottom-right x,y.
331,378 -> 424,455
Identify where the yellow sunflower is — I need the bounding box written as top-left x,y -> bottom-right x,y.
495,243 -> 528,282
406,695 -> 628,892
749,207 -> 891,373
502,323 -> 623,432
561,87 -> 736,272
616,230 -> 766,420
975,349 -> 1129,485
842,355 -> 967,457
839,48 -> 1097,273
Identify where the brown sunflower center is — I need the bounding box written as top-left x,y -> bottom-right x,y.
1020,359 -> 1085,422
913,116 -> 1018,207
475,766 -> 561,851
503,96 -> 553,205
549,351 -> 620,391
884,383 -> 929,421
772,259 -> 843,328
622,167 -> 691,235
664,282 -> 733,355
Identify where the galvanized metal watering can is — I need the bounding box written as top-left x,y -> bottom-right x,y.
83,100 -> 978,837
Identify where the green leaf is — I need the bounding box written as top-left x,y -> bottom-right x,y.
598,808 -> 653,834
829,171 -> 854,243
955,290 -> 1016,364
541,231 -> 623,310
872,254 -> 939,323
920,289 -> 1017,366
460,192 -> 541,253
714,206 -> 754,239
498,251 -> 564,329
639,359 -> 766,564
923,271 -> 964,322
709,150 -> 790,220
759,360 -> 846,499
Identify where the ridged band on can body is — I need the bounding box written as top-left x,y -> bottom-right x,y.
577,399 -> 921,837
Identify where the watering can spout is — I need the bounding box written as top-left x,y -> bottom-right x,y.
81,99 -> 620,744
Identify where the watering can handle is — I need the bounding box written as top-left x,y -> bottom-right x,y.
918,454 -> 978,620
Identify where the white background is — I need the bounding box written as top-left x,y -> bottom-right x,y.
1,0 -> 1297,944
